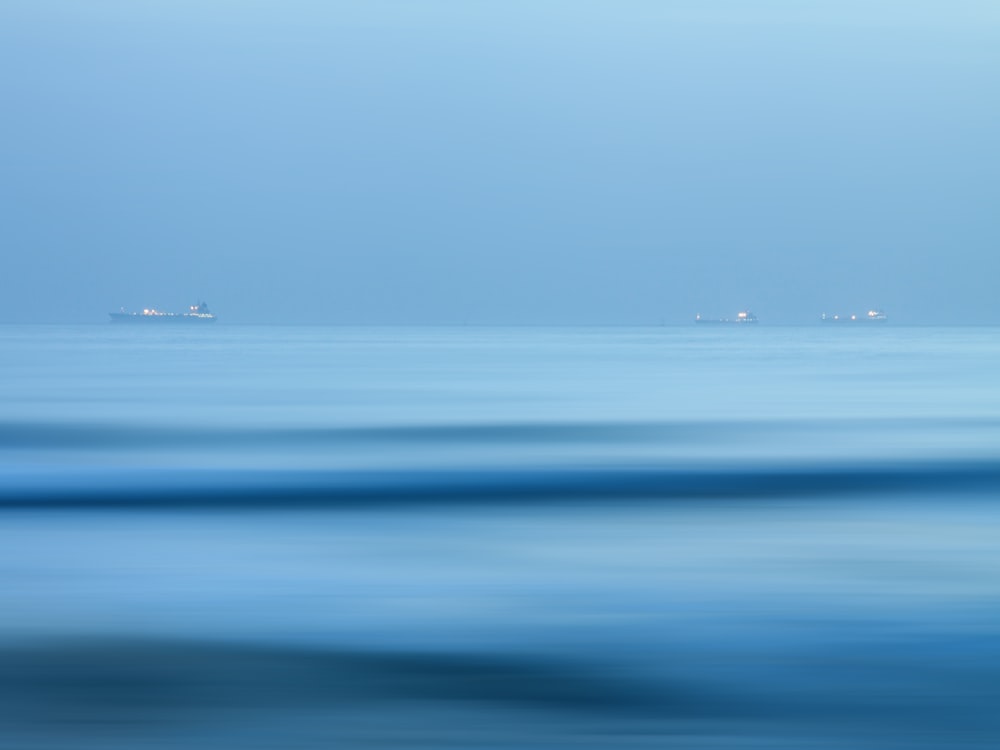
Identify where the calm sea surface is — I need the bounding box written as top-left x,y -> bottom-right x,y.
1,324 -> 999,748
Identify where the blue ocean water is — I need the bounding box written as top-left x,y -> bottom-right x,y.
1,324 -> 999,748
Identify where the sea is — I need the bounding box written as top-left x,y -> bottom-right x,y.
1,324 -> 999,748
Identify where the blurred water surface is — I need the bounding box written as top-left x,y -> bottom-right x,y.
1,324 -> 999,748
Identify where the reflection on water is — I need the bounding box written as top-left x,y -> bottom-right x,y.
1,326 -> 999,747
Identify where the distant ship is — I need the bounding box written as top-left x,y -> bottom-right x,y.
695,310 -> 758,325
109,302 -> 217,324
821,310 -> 887,324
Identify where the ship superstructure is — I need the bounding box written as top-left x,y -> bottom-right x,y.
110,302 -> 217,323
821,309 -> 887,323
695,310 -> 758,324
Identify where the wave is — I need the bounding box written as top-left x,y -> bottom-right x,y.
2,460 -> 998,509
4,416 -> 1000,450
0,419 -> 771,449
0,637 -> 668,720
3,417 -> 998,509
3,634 -> 997,747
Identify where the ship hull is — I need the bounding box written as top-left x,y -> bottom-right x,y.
820,319 -> 887,324
821,312 -> 887,324
109,313 -> 217,324
695,311 -> 758,325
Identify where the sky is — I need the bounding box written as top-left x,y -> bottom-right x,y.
1,0 -> 998,325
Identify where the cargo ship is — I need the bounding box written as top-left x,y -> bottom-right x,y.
695,310 -> 758,325
109,302 -> 217,323
821,310 -> 887,323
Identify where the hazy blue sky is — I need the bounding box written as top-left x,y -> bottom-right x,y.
2,1 -> 997,324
